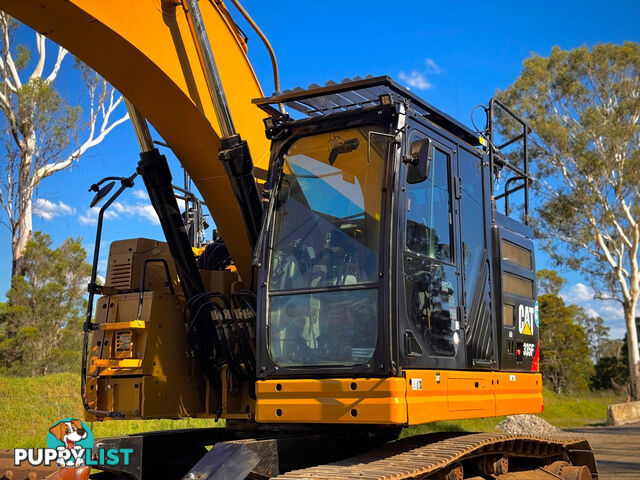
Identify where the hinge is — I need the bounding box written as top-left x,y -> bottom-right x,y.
454,176 -> 462,199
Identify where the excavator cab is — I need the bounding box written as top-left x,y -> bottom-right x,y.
252,77 -> 541,425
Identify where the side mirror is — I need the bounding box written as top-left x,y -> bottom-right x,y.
406,138 -> 432,184
89,181 -> 116,208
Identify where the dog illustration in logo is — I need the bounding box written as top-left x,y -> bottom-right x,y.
49,419 -> 88,466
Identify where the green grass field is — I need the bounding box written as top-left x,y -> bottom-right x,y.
0,373 -> 221,448
0,373 -> 622,449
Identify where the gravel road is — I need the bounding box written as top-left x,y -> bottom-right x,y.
566,423 -> 640,480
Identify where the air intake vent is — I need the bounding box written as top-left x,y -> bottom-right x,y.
106,261 -> 133,290
115,330 -> 133,352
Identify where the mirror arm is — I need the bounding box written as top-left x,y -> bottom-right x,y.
89,176 -> 129,192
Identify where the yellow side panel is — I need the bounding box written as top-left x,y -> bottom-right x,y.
0,1 -> 271,281
406,370 -> 493,424
256,371 -> 543,426
405,370 -> 542,425
405,370 -> 447,423
446,372 -> 495,416
95,377 -> 142,417
256,378 -> 407,424
86,292 -> 207,421
494,372 -> 543,416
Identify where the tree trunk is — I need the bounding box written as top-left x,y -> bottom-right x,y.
11,198 -> 33,277
12,138 -> 36,277
624,300 -> 640,400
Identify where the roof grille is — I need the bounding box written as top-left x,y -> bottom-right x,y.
255,75 -> 396,117
253,75 -> 480,146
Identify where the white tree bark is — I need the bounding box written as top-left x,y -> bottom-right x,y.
0,13 -> 129,275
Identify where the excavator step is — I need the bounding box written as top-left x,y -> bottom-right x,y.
98,321 -> 146,330
90,358 -> 142,368
272,432 -> 597,480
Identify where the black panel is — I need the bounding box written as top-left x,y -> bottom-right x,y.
465,252 -> 495,368
254,76 -> 481,147
493,221 -> 538,372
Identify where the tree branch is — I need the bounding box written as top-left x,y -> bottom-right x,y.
0,13 -> 22,90
44,45 -> 67,84
33,110 -> 129,181
29,32 -> 46,80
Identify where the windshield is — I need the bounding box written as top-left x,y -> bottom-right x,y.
267,126 -> 387,367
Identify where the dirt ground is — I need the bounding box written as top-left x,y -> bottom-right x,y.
566,423 -> 640,480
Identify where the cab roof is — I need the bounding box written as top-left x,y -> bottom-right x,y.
253,75 -> 481,147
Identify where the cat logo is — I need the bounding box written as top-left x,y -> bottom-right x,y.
518,305 -> 535,336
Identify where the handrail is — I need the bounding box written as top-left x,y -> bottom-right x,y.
136,258 -> 176,321
81,172 -> 137,419
487,97 -> 533,225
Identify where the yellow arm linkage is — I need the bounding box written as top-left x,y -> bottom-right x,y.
0,0 -> 271,281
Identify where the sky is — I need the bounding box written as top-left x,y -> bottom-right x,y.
1,0 -> 639,338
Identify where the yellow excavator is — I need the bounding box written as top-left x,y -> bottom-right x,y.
1,1 -> 596,479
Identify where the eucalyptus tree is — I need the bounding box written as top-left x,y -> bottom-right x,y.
0,12 -> 129,276
501,43 -> 640,398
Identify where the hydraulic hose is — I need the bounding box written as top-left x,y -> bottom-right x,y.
227,0 -> 285,113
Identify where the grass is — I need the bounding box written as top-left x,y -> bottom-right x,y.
0,373 -> 221,449
0,374 -> 624,448
538,388 -> 620,427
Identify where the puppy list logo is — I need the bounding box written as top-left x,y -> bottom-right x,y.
14,418 -> 132,468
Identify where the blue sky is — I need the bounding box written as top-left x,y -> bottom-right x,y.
1,0 -> 639,338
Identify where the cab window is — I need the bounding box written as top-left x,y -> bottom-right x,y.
406,144 -> 452,263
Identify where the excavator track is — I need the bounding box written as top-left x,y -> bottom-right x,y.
272,432 -> 597,480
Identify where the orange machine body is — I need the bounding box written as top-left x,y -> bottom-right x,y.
255,372 -> 542,425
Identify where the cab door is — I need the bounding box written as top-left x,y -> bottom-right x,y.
398,124 -> 465,370
457,147 -> 497,369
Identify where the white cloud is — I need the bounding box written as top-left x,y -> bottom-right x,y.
398,71 -> 433,91
34,198 -> 76,220
78,201 -> 159,226
558,282 -> 640,339
560,282 -> 594,304
78,210 -> 96,226
133,204 -> 160,225
584,307 -> 600,318
425,58 -> 441,74
78,207 -> 118,226
110,202 -> 127,213
597,302 -> 625,319
397,58 -> 442,91
132,189 -> 149,200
